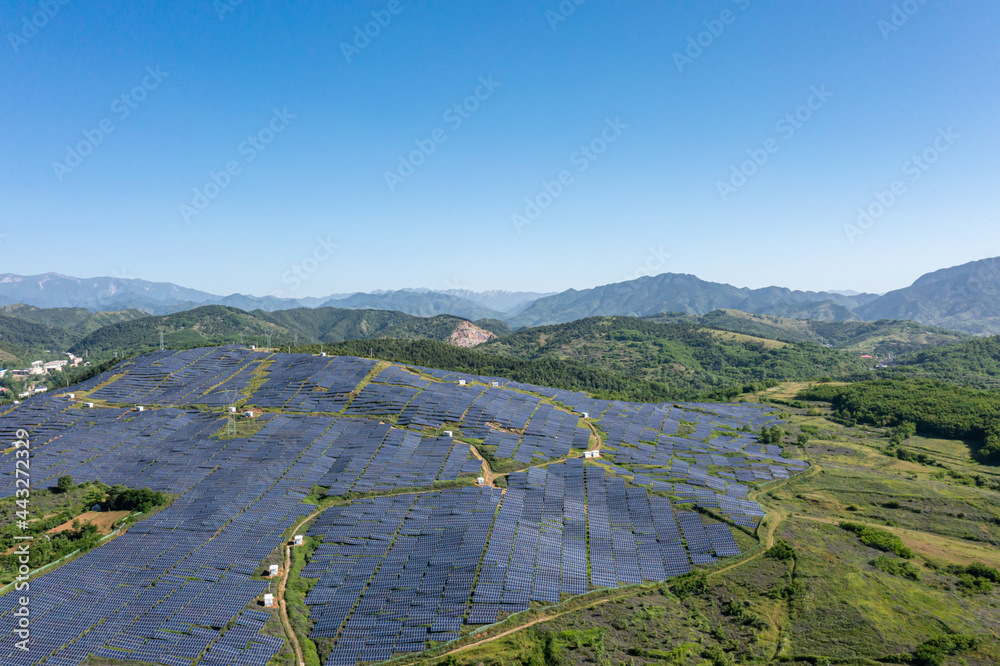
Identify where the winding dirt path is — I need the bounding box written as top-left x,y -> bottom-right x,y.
582,419 -> 603,451
278,508 -> 324,666
467,443 -> 501,489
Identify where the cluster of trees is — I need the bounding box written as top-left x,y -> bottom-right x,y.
57,476 -> 167,512
0,518 -> 103,582
758,425 -> 785,444
895,335 -> 1000,389
800,379 -> 1000,462
103,484 -> 168,512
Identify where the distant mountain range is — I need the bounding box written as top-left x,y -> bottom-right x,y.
2,256 -> 999,335
506,274 -> 881,328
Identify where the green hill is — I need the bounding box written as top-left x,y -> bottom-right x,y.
0,313 -> 77,366
481,316 -> 872,396
69,305 -> 297,356
0,303 -> 148,336
67,305 -> 499,358
646,309 -> 969,356
892,335 -> 1000,388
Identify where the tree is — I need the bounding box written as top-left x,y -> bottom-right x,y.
57,475 -> 75,493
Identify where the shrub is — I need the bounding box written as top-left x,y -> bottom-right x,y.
766,580 -> 805,600
912,635 -> 978,666
871,555 -> 921,581
669,574 -> 707,600
957,574 -> 993,594
964,562 -> 1000,583
948,563 -> 999,593
765,540 -> 797,561
701,645 -> 736,666
105,485 -> 168,513
839,521 -> 913,558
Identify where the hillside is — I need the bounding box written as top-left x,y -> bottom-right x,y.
0,313 -> 77,366
0,303 -> 148,335
481,316 -> 872,396
858,257 -> 1000,334
892,335 -> 1000,388
68,305 -> 297,356
256,307 -> 497,347
64,305 -> 501,358
647,309 -> 970,356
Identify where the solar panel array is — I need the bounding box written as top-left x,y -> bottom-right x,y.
0,348 -> 807,666
87,347 -> 270,407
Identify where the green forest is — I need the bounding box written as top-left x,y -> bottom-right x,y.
799,378 -> 1000,461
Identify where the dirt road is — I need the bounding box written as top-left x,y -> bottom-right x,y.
278,509 -> 324,666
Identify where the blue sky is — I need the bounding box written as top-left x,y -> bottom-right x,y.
1,0 -> 998,299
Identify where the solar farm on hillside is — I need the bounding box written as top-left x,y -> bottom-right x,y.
0,346 -> 807,666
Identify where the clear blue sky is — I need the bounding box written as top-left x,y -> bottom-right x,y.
2,1 -> 998,299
